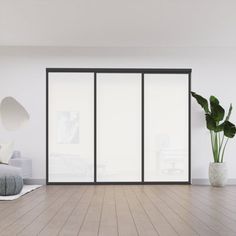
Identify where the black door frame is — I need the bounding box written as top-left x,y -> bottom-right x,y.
46,68 -> 191,185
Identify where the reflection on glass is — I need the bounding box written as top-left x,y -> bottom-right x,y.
48,72 -> 94,182
144,74 -> 189,182
49,153 -> 93,181
57,111 -> 79,144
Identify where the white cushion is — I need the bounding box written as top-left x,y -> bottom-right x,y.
0,142 -> 14,164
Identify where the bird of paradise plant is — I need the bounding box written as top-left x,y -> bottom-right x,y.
191,92 -> 236,163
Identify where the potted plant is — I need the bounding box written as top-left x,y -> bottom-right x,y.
192,92 -> 236,186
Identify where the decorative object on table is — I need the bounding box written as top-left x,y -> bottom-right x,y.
0,96 -> 30,131
9,156 -> 32,179
0,185 -> 41,201
0,142 -> 14,164
11,150 -> 21,159
192,92 -> 236,187
0,165 -> 23,196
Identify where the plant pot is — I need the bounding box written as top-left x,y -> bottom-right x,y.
209,162 -> 227,187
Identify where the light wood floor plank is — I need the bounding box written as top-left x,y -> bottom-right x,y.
0,186 -> 56,219
78,186 -> 105,236
0,186 -> 66,235
142,186 -> 198,236
181,186 -> 236,216
0,186 -> 48,212
0,187 -> 61,232
18,186 -> 78,236
150,185 -> 219,236
39,186 -> 87,236
0,185 -> 236,236
124,186 -> 158,236
114,186 -> 138,236
133,186 -> 178,236
59,186 -> 96,236
98,186 -> 118,236
166,185 -> 236,235
172,185 -> 236,232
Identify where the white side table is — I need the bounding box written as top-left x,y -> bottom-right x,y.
9,158 -> 32,179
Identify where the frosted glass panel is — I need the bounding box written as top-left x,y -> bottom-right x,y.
97,73 -> 141,182
144,74 -> 189,182
48,73 -> 94,182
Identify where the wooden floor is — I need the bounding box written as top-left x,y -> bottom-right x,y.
1,185 -> 236,236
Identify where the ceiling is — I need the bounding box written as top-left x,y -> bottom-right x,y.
1,0 -> 236,47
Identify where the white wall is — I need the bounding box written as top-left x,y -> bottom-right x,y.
0,46 -> 236,182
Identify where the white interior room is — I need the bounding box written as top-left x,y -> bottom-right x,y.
0,1 -> 236,235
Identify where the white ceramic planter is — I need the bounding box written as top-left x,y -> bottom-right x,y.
209,162 -> 227,187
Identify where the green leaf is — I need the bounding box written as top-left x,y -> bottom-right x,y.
210,96 -> 225,122
191,92 -> 209,113
224,121 -> 236,138
225,103 -> 233,121
210,96 -> 219,106
205,114 -> 216,131
213,104 -> 232,132
215,122 -> 225,132
211,105 -> 225,122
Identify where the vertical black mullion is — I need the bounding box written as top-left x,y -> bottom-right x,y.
141,73 -> 144,183
46,70 -> 49,184
188,72 -> 191,184
94,73 -> 97,183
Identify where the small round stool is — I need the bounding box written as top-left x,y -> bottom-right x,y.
0,165 -> 23,196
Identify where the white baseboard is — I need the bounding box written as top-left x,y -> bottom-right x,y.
191,179 -> 210,185
192,178 -> 236,185
24,179 -> 46,185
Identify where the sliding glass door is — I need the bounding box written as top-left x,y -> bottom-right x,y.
47,69 -> 191,184
97,73 -> 141,182
48,72 -> 94,182
144,74 -> 189,182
